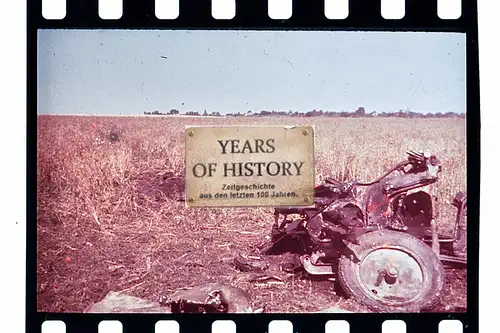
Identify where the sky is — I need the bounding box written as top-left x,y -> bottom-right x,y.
37,30 -> 466,115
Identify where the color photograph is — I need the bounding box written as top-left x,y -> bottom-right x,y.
36,29 -> 467,314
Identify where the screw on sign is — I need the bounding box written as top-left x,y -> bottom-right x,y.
184,126 -> 315,207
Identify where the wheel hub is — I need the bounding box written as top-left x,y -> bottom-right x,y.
387,266 -> 398,277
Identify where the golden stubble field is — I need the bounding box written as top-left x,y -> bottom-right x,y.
37,115 -> 467,313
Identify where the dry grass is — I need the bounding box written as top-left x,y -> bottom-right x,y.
37,115 -> 467,313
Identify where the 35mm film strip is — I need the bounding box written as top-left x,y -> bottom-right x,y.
32,0 -> 474,28
41,0 -> 463,21
29,0 -> 478,332
40,318 -> 465,333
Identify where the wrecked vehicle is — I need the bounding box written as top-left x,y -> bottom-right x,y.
259,151 -> 467,313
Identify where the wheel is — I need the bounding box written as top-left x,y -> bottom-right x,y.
337,230 -> 445,313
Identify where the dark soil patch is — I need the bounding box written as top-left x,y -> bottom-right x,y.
133,171 -> 185,204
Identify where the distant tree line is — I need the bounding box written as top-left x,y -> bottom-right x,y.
143,107 -> 465,119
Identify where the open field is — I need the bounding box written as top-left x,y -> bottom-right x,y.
37,115 -> 467,313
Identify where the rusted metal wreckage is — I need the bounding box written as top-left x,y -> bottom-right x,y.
249,150 -> 467,313
159,150 -> 466,314
159,283 -> 257,313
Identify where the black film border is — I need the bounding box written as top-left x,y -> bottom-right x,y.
27,0 -> 480,332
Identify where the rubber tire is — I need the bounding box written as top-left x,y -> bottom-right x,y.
338,230 -> 445,313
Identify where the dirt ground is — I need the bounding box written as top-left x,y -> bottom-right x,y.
37,202 -> 467,313
36,174 -> 467,314
36,115 -> 467,313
